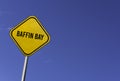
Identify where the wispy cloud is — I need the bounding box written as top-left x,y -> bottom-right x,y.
0,10 -> 13,31
0,11 -> 13,16
0,26 -> 12,31
42,58 -> 53,64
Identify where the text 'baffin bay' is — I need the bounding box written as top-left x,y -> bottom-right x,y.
16,31 -> 44,40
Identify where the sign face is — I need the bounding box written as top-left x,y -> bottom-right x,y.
10,16 -> 50,56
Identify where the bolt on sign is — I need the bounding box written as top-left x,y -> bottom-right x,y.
10,16 -> 50,56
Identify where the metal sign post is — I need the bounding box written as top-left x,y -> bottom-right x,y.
10,16 -> 50,81
21,56 -> 29,81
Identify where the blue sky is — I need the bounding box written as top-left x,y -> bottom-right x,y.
0,0 -> 120,81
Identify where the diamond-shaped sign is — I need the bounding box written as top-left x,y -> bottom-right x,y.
10,16 -> 50,56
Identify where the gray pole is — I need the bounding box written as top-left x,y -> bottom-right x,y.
21,56 -> 29,81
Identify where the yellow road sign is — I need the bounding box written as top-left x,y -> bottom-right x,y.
10,16 -> 50,56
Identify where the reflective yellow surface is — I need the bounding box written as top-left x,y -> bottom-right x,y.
10,16 -> 50,56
